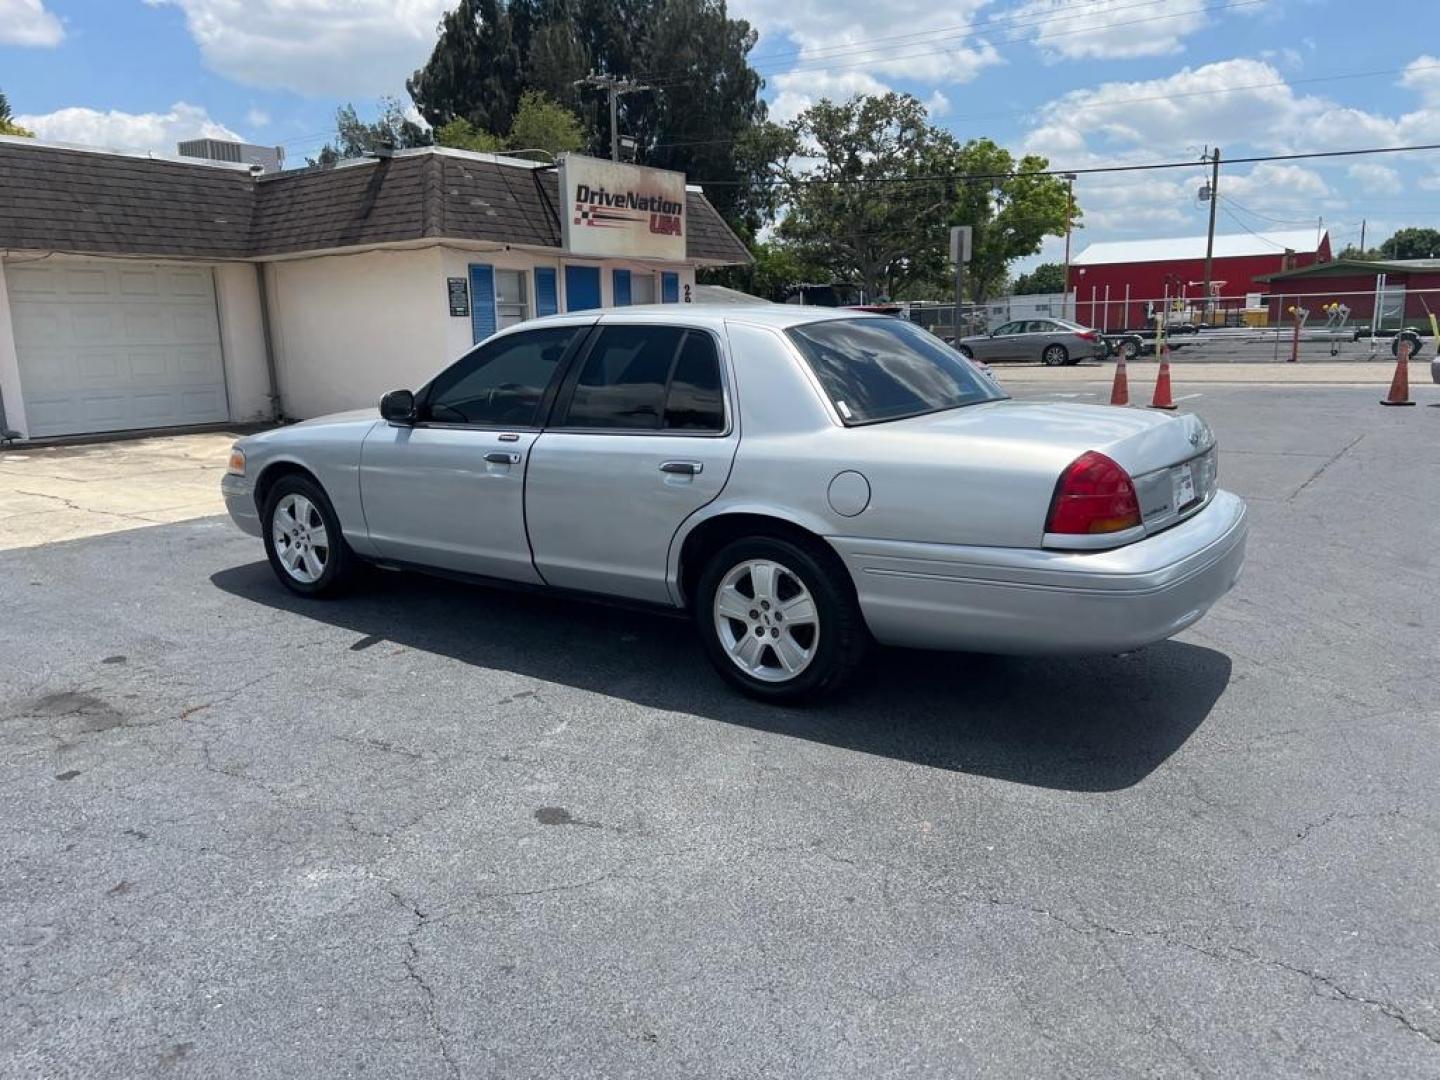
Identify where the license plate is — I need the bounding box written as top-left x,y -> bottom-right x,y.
1172,462 -> 1198,510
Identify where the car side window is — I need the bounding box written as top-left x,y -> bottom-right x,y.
559,325 -> 680,430
424,327 -> 580,427
1027,320 -> 1051,333
663,331 -> 724,431
994,322 -> 1019,336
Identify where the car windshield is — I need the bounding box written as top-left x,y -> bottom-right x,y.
787,317 -> 1007,425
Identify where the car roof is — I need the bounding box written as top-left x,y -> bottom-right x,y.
521,304 -> 892,332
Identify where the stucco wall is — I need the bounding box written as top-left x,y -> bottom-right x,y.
213,263 -> 273,424
266,247 -> 452,420
0,258 -> 28,439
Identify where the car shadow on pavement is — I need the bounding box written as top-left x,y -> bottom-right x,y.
211,562 -> 1231,793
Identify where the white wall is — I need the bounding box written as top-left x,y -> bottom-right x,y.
266,248 -> 452,420
213,263 -> 273,423
0,258 -> 27,439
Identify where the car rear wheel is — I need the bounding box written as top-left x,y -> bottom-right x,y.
696,535 -> 869,703
1121,338 -> 1141,361
1042,343 -> 1069,366
262,475 -> 356,597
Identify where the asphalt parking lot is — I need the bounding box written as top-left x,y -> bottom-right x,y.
3,382 -> 1438,1078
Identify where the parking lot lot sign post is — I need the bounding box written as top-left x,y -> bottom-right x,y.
951,226 -> 972,338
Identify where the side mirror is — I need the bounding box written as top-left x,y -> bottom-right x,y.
380,389 -> 416,424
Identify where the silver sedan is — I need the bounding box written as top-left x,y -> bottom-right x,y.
223,306 -> 1246,702
958,317 -> 1108,366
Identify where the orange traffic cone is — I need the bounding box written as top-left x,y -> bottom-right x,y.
1109,353 -> 1130,406
1381,338 -> 1416,406
1149,347 -> 1177,410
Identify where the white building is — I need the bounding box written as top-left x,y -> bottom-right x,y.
0,138 -> 750,442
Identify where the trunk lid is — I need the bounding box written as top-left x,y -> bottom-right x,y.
888,400 -> 1218,538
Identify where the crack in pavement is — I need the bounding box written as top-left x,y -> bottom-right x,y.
389,890 -> 460,1080
1289,433 -> 1364,501
949,890 -> 1439,1048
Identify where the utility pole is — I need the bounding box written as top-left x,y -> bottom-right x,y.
1201,147 -> 1220,324
574,72 -> 651,161
1359,218 -> 1367,253
1061,172 -> 1077,320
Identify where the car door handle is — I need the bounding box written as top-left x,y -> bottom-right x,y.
485,451 -> 521,464
659,461 -> 703,475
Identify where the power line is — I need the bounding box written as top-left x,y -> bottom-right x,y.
649,61 -> 1440,151
687,141 -> 1440,187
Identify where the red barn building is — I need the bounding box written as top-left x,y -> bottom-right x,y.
1256,257 -> 1440,329
1068,229 -> 1331,330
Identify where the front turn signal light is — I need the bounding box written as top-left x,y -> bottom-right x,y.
227,447 -> 246,476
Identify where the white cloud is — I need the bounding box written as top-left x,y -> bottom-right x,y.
0,0 -> 64,46
1346,161 -> 1402,196
768,69 -> 892,124
732,0 -> 1001,86
925,90 -> 952,118
15,102 -> 243,154
143,0 -> 449,97
245,107 -> 271,128
1400,55 -> 1440,108
1015,58 -> 1437,247
1008,0 -> 1211,61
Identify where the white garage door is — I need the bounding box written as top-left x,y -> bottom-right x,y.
8,260 -> 228,438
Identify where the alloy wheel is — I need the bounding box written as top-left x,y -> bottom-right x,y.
712,558 -> 820,683
272,493 -> 329,584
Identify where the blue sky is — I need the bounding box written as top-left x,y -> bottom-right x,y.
3,0 -> 1438,265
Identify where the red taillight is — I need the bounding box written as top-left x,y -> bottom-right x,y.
1046,451 -> 1141,535
1077,329 -> 1099,341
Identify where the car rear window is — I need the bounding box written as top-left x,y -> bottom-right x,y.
786,317 -> 1006,425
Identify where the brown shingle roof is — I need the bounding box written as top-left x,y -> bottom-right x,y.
0,140 -> 752,265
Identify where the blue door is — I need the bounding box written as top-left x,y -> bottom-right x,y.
661,272 -> 680,304
534,267 -> 559,317
469,264 -> 497,343
565,265 -> 602,311
612,268 -> 632,306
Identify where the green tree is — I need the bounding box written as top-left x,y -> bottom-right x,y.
434,117 -> 505,152
946,138 -> 1075,304
507,90 -> 585,156
312,97 -> 431,165
408,0 -> 520,137
777,93 -> 958,302
406,0 -> 784,234
1379,227 -> 1440,260
1337,244 -> 1382,261
699,239 -> 822,301
1011,262 -> 1066,295
0,90 -> 35,137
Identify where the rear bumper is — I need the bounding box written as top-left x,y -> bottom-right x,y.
830,490 -> 1247,655
221,474 -> 263,538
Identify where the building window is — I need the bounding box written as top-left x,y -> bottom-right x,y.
496,268 -> 528,328
630,272 -> 657,305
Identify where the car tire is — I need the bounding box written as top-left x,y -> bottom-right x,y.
957,344 -> 974,359
261,474 -> 357,597
1042,343 -> 1069,366
1121,338 -> 1141,361
696,535 -> 870,704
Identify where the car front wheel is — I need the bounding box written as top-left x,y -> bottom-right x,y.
696,535 -> 869,703
262,475 -> 356,597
